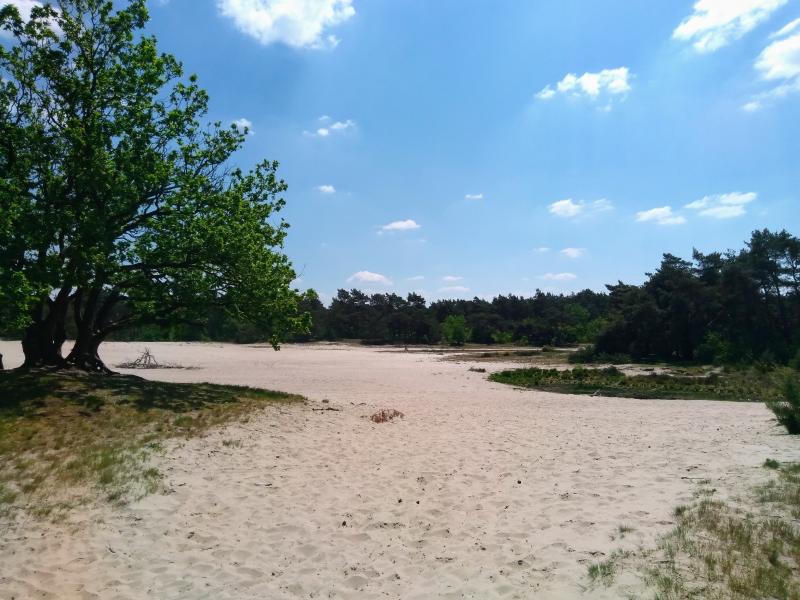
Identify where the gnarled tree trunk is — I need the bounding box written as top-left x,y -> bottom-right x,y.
20,288 -> 72,369
66,333 -> 111,373
64,286 -> 122,374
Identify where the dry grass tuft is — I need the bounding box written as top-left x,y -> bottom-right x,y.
586,463 -> 800,599
370,408 -> 404,423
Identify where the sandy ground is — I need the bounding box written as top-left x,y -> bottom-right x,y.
0,341 -> 797,599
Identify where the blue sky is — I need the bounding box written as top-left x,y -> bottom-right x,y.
23,0 -> 800,302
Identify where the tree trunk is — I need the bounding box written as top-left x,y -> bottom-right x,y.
64,286 -> 119,373
66,333 -> 112,373
21,323 -> 67,368
21,292 -> 71,368
19,286 -> 117,373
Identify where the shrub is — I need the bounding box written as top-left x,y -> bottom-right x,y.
789,349 -> 800,371
755,350 -> 778,374
441,315 -> 470,346
767,375 -> 800,434
491,330 -> 514,344
695,332 -> 732,364
569,345 -> 597,363
600,366 -> 623,376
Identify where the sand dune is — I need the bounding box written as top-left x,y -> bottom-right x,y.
0,341 -> 795,599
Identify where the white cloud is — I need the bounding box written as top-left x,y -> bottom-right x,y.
217,0 -> 355,49
588,199 -> 614,213
743,23 -> 800,110
636,206 -> 687,226
540,273 -> 577,281
685,191 -> 756,209
742,39 -> 800,113
549,199 -> 582,217
407,275 -> 425,281
380,219 -> 420,232
756,31 -> 800,80
699,205 -> 748,218
742,100 -> 763,111
465,193 -> 483,200
233,117 -> 254,133
536,68 -> 631,104
548,198 -> 613,218
534,247 -> 551,253
304,118 -> 355,138
673,0 -> 787,53
317,184 -> 336,194
770,17 -> 800,38
438,286 -> 470,293
347,270 -> 392,285
442,275 -> 463,282
560,247 -> 585,259
329,119 -> 355,130
685,192 -> 757,218
536,87 -> 556,100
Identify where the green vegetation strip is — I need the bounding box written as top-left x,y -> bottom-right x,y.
587,462 -> 800,599
489,366 -> 790,402
0,370 -> 302,517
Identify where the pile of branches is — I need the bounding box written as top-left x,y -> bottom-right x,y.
117,348 -> 181,369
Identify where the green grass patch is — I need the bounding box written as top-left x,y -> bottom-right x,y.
586,464 -> 800,599
489,365 -> 790,402
587,549 -> 633,585
0,369 -> 302,517
643,467 -> 800,600
587,559 -> 616,582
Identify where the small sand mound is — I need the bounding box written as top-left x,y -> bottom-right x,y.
370,408 -> 404,423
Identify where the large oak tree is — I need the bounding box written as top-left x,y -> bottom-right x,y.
0,0 -> 309,371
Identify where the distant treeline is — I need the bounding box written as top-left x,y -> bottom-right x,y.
98,288 -> 611,348
11,229 -> 796,366
595,228 -> 800,364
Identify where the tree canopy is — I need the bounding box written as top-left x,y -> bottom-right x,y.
596,229 -> 800,363
0,0 -> 308,371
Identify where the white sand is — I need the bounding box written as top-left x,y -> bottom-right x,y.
0,341 -> 796,599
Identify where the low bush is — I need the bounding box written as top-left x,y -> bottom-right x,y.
767,375 -> 800,434
490,366 -> 788,402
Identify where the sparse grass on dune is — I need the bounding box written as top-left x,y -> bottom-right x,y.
644,464 -> 800,600
489,365 -> 791,402
586,462 -> 800,599
587,549 -> 633,584
0,369 -> 303,518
